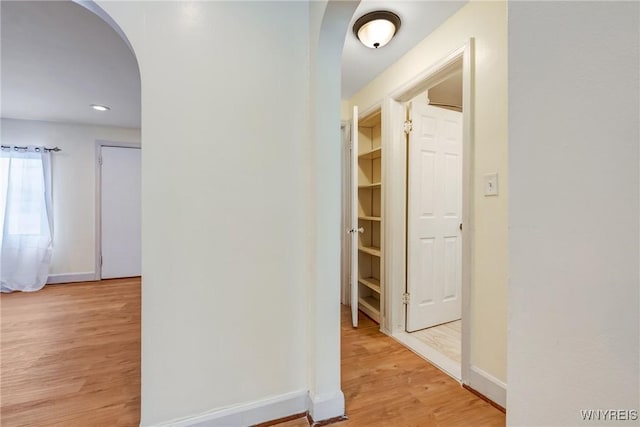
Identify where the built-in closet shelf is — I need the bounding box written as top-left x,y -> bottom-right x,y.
356,108 -> 382,326
359,147 -> 382,160
359,296 -> 381,322
359,277 -> 381,294
358,182 -> 381,189
359,245 -> 381,257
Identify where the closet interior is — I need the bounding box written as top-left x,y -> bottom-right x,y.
357,110 -> 383,323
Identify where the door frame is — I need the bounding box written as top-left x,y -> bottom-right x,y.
340,102 -> 385,317
382,39 -> 474,382
94,140 -> 141,280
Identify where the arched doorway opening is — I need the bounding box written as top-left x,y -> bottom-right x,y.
0,0 -> 142,424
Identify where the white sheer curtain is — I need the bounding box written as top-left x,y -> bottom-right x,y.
0,146 -> 53,292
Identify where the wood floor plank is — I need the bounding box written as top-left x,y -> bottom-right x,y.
275,310 -> 504,426
1,279 -> 141,427
330,307 -> 504,427
2,282 -> 504,427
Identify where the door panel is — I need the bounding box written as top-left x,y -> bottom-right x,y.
443,236 -> 459,300
419,150 -> 436,216
417,237 -> 436,305
101,146 -> 141,279
341,123 -> 352,306
406,103 -> 462,332
444,153 -> 460,216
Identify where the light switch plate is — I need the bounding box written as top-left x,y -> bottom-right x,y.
484,173 -> 499,196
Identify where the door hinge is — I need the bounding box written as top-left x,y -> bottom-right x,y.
100,254 -> 103,267
402,292 -> 410,304
403,120 -> 413,134
99,155 -> 103,165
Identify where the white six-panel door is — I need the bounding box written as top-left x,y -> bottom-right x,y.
406,103 -> 462,332
101,146 -> 141,279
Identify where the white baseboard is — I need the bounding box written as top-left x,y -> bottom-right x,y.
152,390 -> 308,427
47,272 -> 96,284
467,365 -> 507,408
307,390 -> 345,422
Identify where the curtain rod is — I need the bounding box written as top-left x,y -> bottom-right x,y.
0,145 -> 62,153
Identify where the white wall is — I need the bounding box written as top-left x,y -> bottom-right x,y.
0,118 -> 140,278
348,1 -> 508,384
508,2 -> 639,425
95,2 -> 329,425
340,100 -> 351,122
307,1 -> 358,420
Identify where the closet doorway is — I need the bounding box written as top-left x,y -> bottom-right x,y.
346,106 -> 384,328
344,41 -> 474,383
387,44 -> 472,382
400,71 -> 464,380
96,142 -> 142,279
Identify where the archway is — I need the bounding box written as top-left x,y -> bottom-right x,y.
307,0 -> 360,421
75,1 -> 360,424
1,0 -> 142,425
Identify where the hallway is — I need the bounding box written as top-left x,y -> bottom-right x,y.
341,308 -> 503,426
342,307 -> 504,426
276,308 -> 504,426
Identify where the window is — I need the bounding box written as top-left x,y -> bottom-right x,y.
0,155 -> 47,236
0,146 -> 53,292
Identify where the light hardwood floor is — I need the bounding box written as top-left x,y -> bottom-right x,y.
411,320 -> 462,364
273,309 -> 504,427
0,278 -> 140,427
1,281 -> 503,427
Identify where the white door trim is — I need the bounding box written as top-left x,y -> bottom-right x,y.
94,139 -> 141,280
383,39 -> 474,383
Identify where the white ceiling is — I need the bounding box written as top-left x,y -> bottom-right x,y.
1,1 -> 466,128
1,1 -> 140,128
341,0 -> 467,99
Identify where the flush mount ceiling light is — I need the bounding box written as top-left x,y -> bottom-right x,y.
353,11 -> 401,49
91,104 -> 110,112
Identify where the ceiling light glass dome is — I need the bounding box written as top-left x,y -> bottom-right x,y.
353,11 -> 401,49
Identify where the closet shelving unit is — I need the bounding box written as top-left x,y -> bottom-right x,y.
357,111 -> 383,323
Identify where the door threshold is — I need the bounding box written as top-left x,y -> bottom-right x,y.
391,331 -> 461,381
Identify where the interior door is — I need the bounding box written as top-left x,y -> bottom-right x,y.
350,106 -> 359,327
340,123 -> 351,306
101,146 -> 141,279
406,102 -> 462,332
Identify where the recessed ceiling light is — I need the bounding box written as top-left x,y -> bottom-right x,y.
91,104 -> 110,111
353,11 -> 401,49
